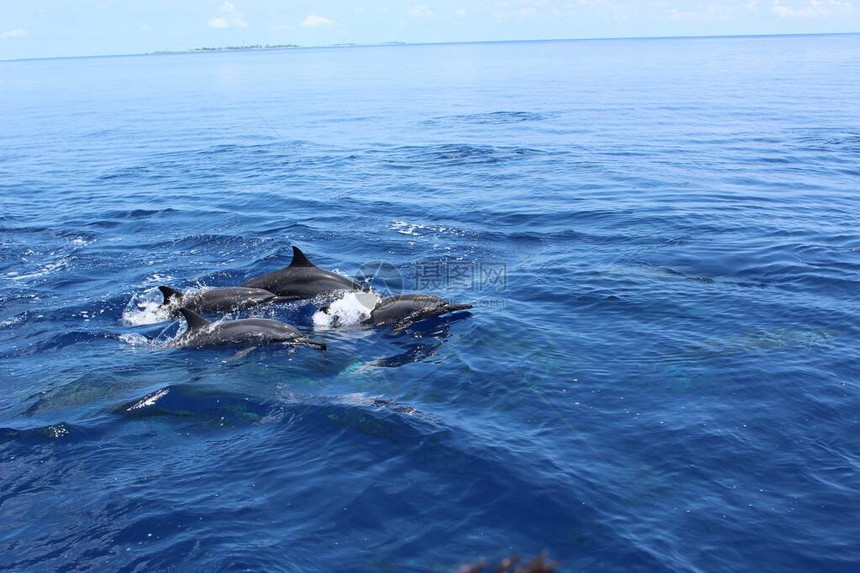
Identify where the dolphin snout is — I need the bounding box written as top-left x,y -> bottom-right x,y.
296,338 -> 327,351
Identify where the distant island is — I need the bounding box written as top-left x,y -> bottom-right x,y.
150,42 -> 408,56
152,44 -> 298,55
191,44 -> 299,52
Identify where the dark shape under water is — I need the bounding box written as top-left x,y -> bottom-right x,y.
458,553 -> 558,573
171,307 -> 326,351
158,285 -> 280,314
243,245 -> 362,300
116,385 -> 271,426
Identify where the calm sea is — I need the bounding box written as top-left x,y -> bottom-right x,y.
1,35 -> 859,571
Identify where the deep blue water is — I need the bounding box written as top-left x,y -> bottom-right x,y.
2,35 -> 859,572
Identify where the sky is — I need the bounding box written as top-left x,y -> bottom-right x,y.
1,0 -> 858,60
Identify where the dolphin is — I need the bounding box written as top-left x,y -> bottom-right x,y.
322,293 -> 472,333
170,307 -> 327,350
242,246 -> 362,300
158,285 -> 281,314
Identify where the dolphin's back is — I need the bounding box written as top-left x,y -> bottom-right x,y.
243,246 -> 360,299
184,318 -> 302,346
172,308 -> 325,350
185,287 -> 277,313
213,318 -> 301,341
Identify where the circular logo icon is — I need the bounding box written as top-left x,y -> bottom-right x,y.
354,260 -> 403,300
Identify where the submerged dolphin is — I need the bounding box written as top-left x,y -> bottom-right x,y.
171,307 -> 327,350
243,246 -> 362,300
323,293 -> 472,333
158,285 -> 281,314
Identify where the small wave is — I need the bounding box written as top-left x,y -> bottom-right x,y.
321,393 -> 420,416
6,257 -> 72,282
142,272 -> 174,285
390,221 -> 425,236
368,143 -> 548,171
105,208 -> 180,219
428,111 -> 550,125
76,308 -> 106,323
124,388 -> 171,411
118,332 -> 153,346
0,313 -> 25,328
70,235 -> 94,246
388,220 -> 474,238
312,291 -> 380,329
0,422 -> 80,442
115,384 -> 271,426
98,166 -> 157,182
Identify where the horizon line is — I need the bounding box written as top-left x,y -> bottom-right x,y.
2,30 -> 858,64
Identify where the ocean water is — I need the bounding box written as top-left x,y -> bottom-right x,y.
1,35 -> 859,571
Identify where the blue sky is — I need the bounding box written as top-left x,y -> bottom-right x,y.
1,0 -> 858,60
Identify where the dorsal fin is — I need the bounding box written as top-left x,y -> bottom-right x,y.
158,285 -> 183,306
288,246 -> 316,268
178,307 -> 210,331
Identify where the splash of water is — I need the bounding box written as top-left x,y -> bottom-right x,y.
312,291 -> 380,329
117,332 -> 152,346
121,288 -> 174,326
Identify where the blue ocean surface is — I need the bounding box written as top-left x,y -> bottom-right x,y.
1,35 -> 859,571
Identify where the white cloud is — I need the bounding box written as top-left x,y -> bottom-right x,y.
493,8 -> 537,22
668,3 -> 734,20
139,24 -> 151,33
300,15 -> 335,27
1,28 -> 27,39
455,8 -> 468,16
208,1 -> 247,28
771,0 -> 853,18
491,0 -> 559,22
408,5 -> 435,18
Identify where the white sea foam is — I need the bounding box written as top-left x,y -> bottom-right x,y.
0,314 -> 24,328
390,221 -> 421,236
143,272 -> 174,285
312,291 -> 380,329
7,258 -> 71,282
389,220 -> 464,238
120,319 -> 187,347
118,332 -> 151,346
